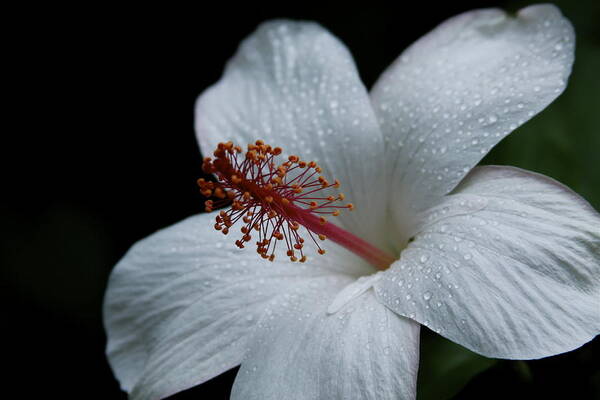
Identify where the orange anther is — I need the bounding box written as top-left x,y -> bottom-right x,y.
338,193 -> 345,201
309,201 -> 318,209
214,188 -> 226,199
346,203 -> 354,211
332,210 -> 341,216
272,147 -> 282,155
318,249 -> 326,255
299,256 -> 307,263
319,217 -> 327,225
318,234 -> 326,241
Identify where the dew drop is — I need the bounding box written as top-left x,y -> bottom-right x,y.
423,291 -> 432,301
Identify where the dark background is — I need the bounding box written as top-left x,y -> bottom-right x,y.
4,1 -> 599,399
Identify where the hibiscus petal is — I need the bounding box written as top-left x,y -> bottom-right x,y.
370,4 -> 574,228
375,166 -> 600,359
104,213 -> 370,399
195,20 -> 388,248
231,286 -> 420,400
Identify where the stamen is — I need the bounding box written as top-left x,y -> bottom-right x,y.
199,140 -> 394,270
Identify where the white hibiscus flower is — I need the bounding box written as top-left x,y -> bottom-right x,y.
104,4 -> 600,400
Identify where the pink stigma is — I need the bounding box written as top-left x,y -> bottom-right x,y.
198,140 -> 394,270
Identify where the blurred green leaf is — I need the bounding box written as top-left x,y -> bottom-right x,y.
417,329 -> 497,400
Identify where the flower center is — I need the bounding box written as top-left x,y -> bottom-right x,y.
199,140 -> 394,270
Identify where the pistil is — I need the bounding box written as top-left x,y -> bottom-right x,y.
198,140 -> 394,271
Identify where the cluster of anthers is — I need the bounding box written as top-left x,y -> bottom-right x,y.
198,140 -> 353,263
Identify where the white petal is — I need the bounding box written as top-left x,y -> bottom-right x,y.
370,5 -> 574,232
196,20 -> 388,248
232,286 -> 420,400
375,166 -> 600,359
104,213 -> 369,399
327,271 -> 383,314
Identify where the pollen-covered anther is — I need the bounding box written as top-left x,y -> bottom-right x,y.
318,249 -> 326,255
199,139 -> 356,263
